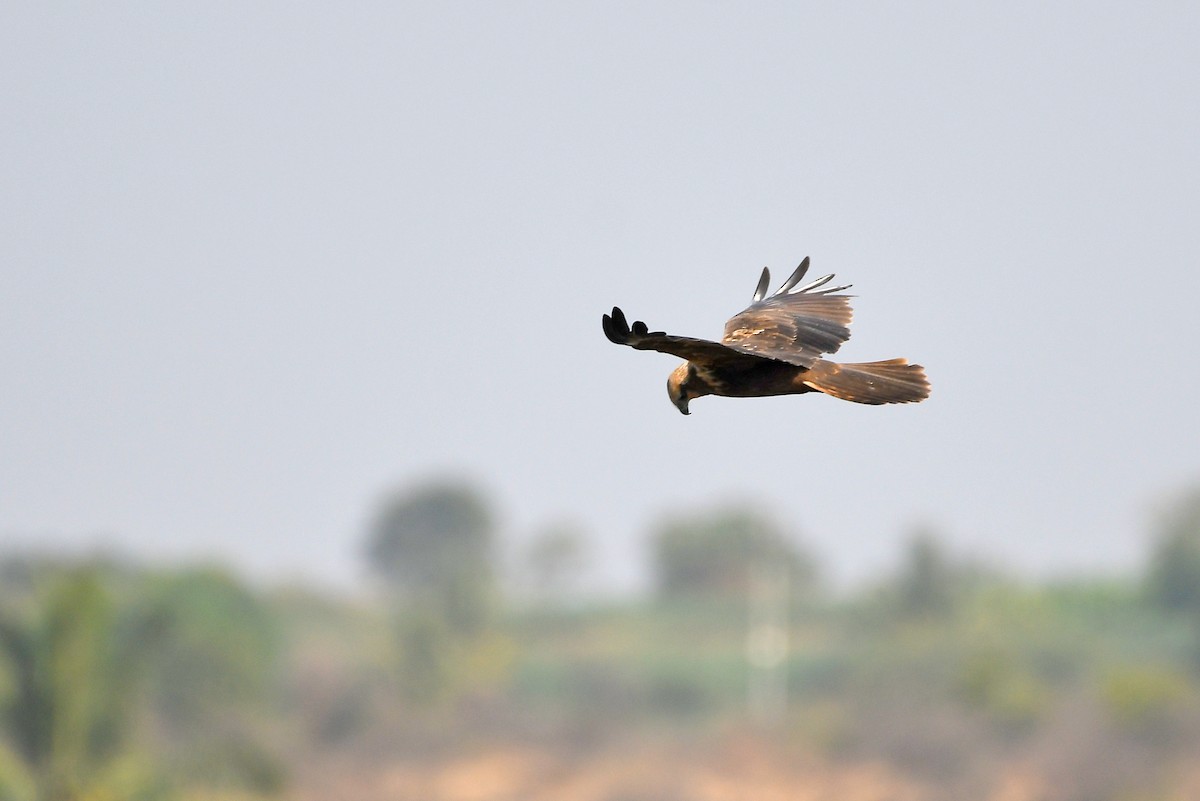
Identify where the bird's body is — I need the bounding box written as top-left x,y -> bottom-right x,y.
669,358 -> 811,400
603,257 -> 930,414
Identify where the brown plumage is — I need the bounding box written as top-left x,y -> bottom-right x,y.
602,257 -> 930,415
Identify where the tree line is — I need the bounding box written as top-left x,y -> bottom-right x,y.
3,480 -> 1200,799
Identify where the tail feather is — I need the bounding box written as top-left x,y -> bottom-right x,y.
803,358 -> 930,405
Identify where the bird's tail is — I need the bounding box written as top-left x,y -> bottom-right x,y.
803,358 -> 930,405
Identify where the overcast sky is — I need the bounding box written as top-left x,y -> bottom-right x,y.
3,3 -> 1198,592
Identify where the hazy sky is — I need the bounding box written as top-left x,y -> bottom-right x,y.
3,3 -> 1198,592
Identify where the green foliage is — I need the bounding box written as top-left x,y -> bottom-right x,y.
1145,487 -> 1200,614
366,482 -> 496,631
893,530 -> 955,618
0,569 -> 173,800
644,672 -> 712,717
79,755 -> 177,801
0,563 -> 287,801
651,507 -> 815,599
394,611 -> 450,704
510,656 -> 719,724
127,568 -> 280,728
956,647 -> 1049,732
10,484 -> 1200,797
871,528 -> 1001,625
173,736 -> 285,798
365,483 -> 505,705
1100,665 -> 1193,732
392,610 -> 515,707
123,570 -> 285,797
366,483 -> 494,598
0,742 -> 35,801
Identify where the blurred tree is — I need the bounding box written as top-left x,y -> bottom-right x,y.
881,526 -> 1003,623
1145,486 -> 1200,614
124,569 -> 285,795
525,522 -> 589,603
393,611 -> 450,702
1144,487 -> 1200,672
0,569 -> 166,800
0,563 -> 286,800
651,506 -> 817,599
128,568 -> 280,728
894,528 -> 956,619
364,481 -> 505,704
365,482 -> 496,633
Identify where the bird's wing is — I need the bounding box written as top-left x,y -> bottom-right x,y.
721,258 -> 854,368
602,307 -> 770,371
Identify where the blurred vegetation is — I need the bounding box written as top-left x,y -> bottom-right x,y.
0,561 -> 283,801
523,522 -> 589,605
650,506 -> 817,599
1145,486 -> 1200,615
3,483 -> 1200,800
364,481 -> 508,705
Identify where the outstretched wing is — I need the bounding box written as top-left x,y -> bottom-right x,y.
602,307 -> 770,371
721,257 -> 854,368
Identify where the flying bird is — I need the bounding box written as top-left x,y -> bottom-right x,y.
602,257 -> 930,414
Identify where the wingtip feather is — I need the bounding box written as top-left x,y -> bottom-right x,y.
753,267 -> 770,302
810,283 -> 852,295
603,307 -> 631,344
775,257 -> 811,295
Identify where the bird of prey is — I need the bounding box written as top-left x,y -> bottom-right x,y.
602,257 -> 930,415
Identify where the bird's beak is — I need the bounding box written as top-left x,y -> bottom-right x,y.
675,400 -> 690,416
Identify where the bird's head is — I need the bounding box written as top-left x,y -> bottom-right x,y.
667,363 -> 694,415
